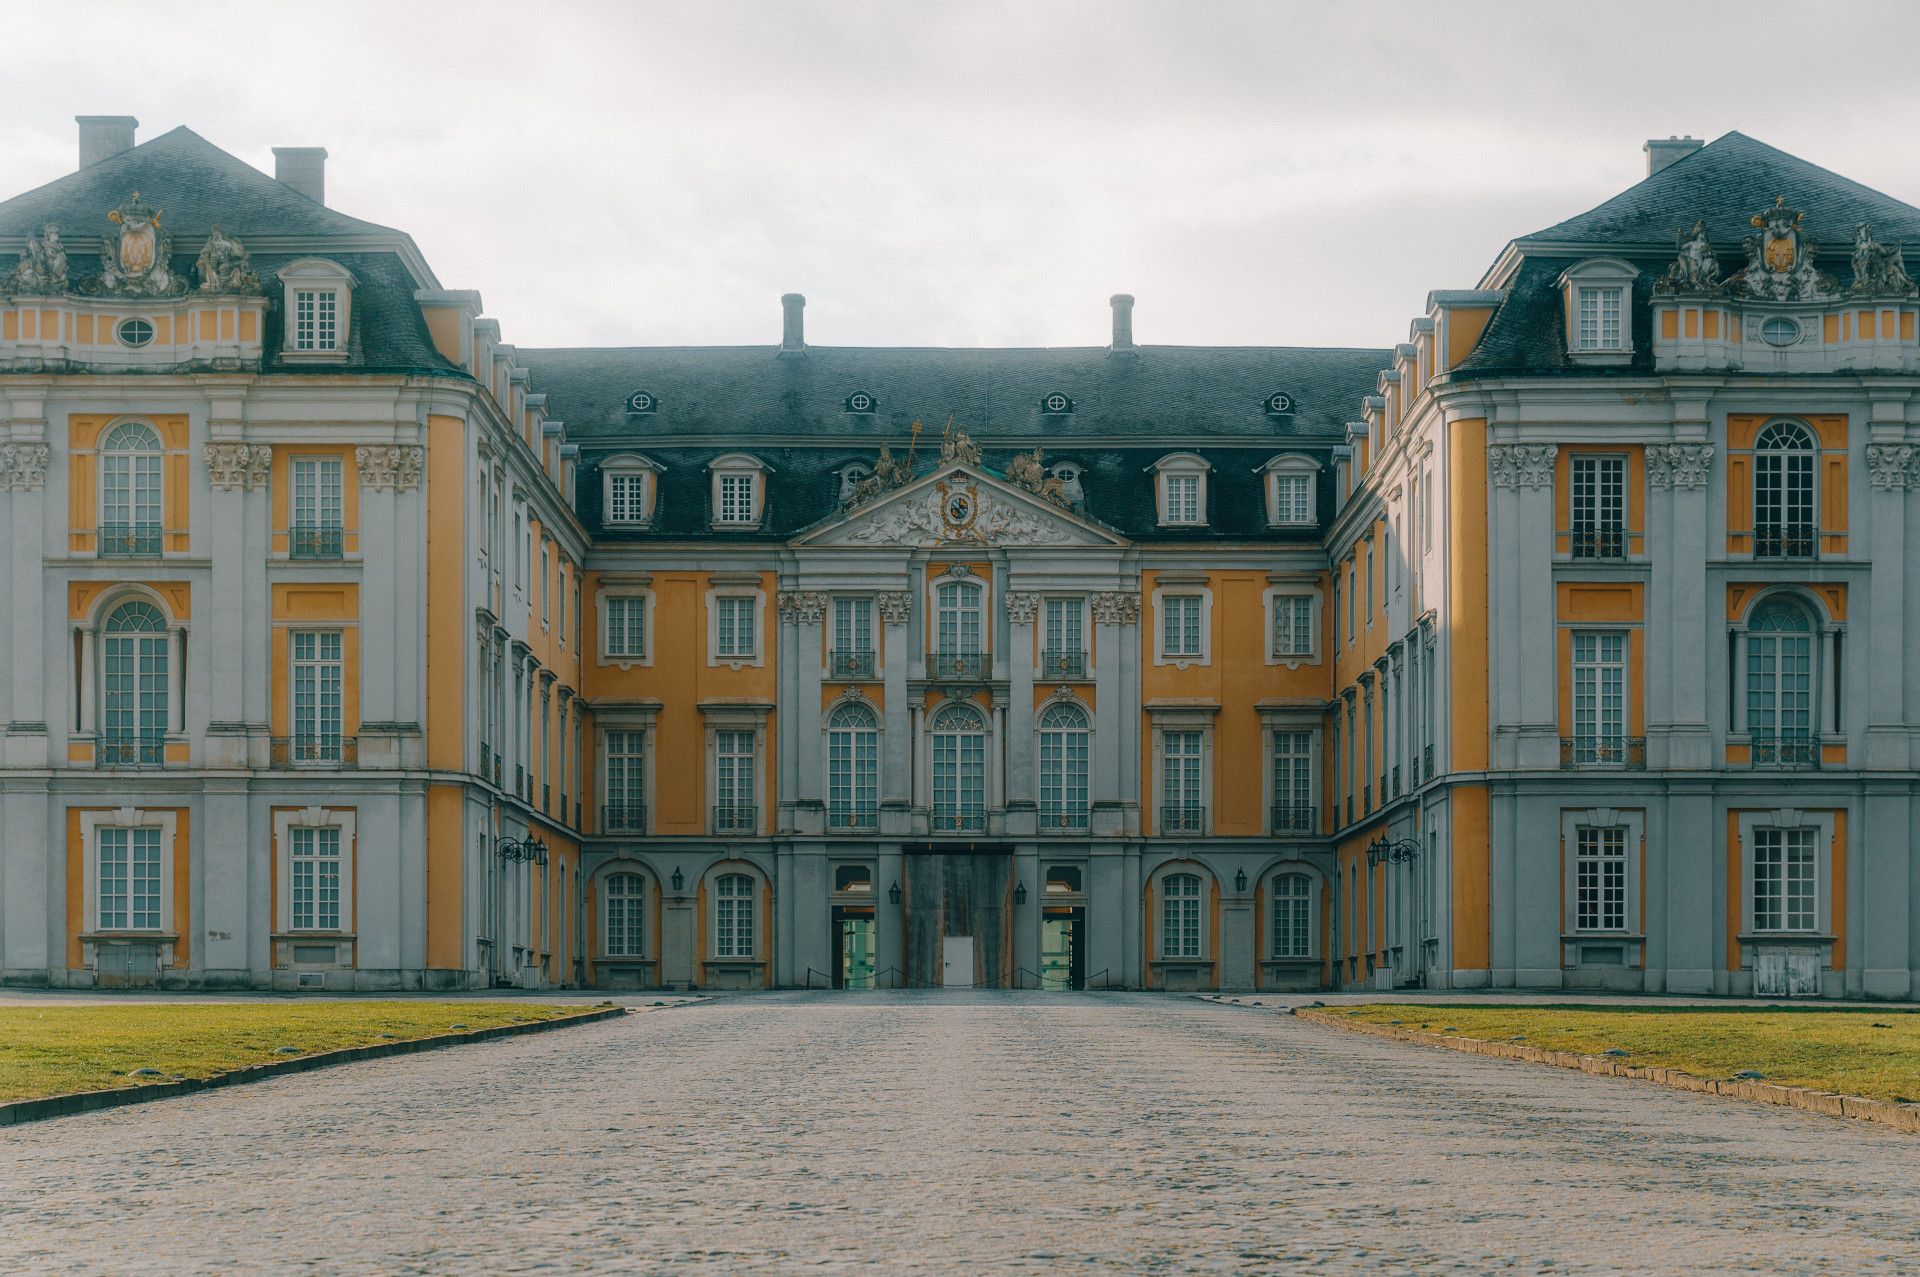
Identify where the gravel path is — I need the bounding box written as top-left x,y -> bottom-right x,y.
3,991 -> 1915,1273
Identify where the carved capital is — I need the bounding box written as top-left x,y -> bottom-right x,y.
1487,443 -> 1557,490
776,590 -> 828,624
876,592 -> 913,625
0,442 -> 50,491
1646,442 -> 1714,490
204,442 -> 272,490
1866,443 -> 1916,489
355,444 -> 424,492
1090,591 -> 1141,625
1002,591 -> 1041,624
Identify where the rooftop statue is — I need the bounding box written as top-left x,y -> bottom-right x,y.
194,225 -> 262,294
1004,446 -> 1073,509
940,425 -> 982,468
4,223 -> 68,295
1727,197 -> 1836,303
844,442 -> 912,509
1655,220 -> 1721,294
1849,223 -> 1917,298
84,192 -> 185,297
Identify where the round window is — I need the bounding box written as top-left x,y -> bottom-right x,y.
1265,391 -> 1295,414
848,392 -> 873,412
624,390 -> 657,412
116,318 -> 155,348
1043,393 -> 1069,413
1760,317 -> 1800,347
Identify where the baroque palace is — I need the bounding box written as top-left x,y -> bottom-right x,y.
2,120 -> 1919,998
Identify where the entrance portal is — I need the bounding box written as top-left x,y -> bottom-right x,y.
904,849 -> 1012,988
1041,908 -> 1086,990
942,935 -> 976,987
834,909 -> 875,988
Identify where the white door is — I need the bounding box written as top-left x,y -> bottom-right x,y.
942,936 -> 975,988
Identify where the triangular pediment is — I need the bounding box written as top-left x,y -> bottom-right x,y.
791,462 -> 1129,549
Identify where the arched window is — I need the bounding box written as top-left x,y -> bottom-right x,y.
930,701 -> 987,832
604,872 -> 645,957
827,703 -> 878,830
1272,872 -> 1314,958
1161,872 -> 1203,958
934,579 -> 984,665
1746,599 -> 1815,765
1037,703 -> 1090,831
1754,421 -> 1816,558
100,422 -> 162,556
102,601 -> 169,767
714,873 -> 756,958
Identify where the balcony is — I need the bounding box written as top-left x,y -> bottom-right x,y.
1269,804 -> 1316,835
1038,803 -> 1089,833
1754,524 -> 1816,559
1559,736 -> 1647,769
1039,649 -> 1087,680
1160,804 -> 1206,834
931,650 -> 988,681
270,735 -> 357,768
1570,527 -> 1626,560
289,524 -> 344,560
827,804 -> 878,832
931,809 -> 987,834
98,735 -> 164,769
830,649 -> 876,681
97,523 -> 162,558
713,804 -> 757,834
602,802 -> 648,833
1751,733 -> 1819,769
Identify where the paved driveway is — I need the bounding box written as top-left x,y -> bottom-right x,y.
3,992 -> 1916,1273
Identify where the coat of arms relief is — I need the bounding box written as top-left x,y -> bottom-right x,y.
4,192 -> 263,299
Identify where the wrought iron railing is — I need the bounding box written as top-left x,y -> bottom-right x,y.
1160,804 -> 1206,834
543,782 -> 551,812
931,650 -> 988,680
828,804 -> 878,831
98,735 -> 164,768
931,810 -> 987,833
289,525 -> 344,559
1391,764 -> 1402,797
1269,804 -> 1316,835
97,523 -> 162,557
479,742 -> 491,779
1751,733 -> 1819,768
713,804 -> 757,834
1423,744 -> 1434,780
1038,803 -> 1089,832
830,649 -> 876,681
270,735 -> 357,767
1570,527 -> 1626,560
602,802 -> 648,833
1559,736 -> 1647,769
1040,649 -> 1087,680
1754,525 -> 1817,558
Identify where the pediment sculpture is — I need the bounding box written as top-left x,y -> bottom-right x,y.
940,425 -> 982,467
195,225 -> 262,294
1727,198 -> 1836,302
4,223 -> 68,295
82,192 -> 185,297
1655,220 -> 1721,295
836,483 -> 1077,548
1003,446 -> 1073,510
1849,223 -> 1917,298
842,442 -> 912,509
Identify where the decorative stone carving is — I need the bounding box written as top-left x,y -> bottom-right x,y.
1090,591 -> 1141,625
876,592 -> 913,625
82,192 -> 185,297
1850,224 -> 1917,299
842,442 -> 912,509
1002,592 -> 1040,624
0,442 -> 51,490
837,486 -> 1076,547
939,425 -> 981,467
1865,443 -> 1916,489
1655,220 -> 1722,295
776,590 -> 828,624
1487,443 -> 1557,490
4,223 -> 68,295
1727,198 -> 1837,302
1004,447 -> 1073,509
1645,442 -> 1714,489
194,226 -> 262,295
204,441 -> 273,490
355,444 -> 424,492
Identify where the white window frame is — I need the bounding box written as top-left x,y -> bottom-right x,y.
706,587 -> 766,667
602,870 -> 648,958
1151,584 -> 1212,667
601,593 -> 652,665
1271,870 -> 1317,959
540,539 -> 552,627
600,724 -> 653,834
1569,630 -> 1628,765
1157,868 -> 1207,960
82,808 -> 178,935
1569,453 -> 1628,557
1752,419 -> 1818,557
1149,453 -> 1212,527
711,870 -> 760,959
600,453 -> 663,528
708,454 -> 769,529
826,700 -> 880,829
289,455 -> 345,532
1737,809 -> 1835,939
1149,709 -> 1215,836
1557,258 -> 1637,363
928,700 -> 989,833
273,806 -> 357,935
289,629 -> 346,763
100,419 -> 164,541
1263,724 -> 1318,833
1260,455 -> 1318,528
1264,588 -> 1319,665
1559,808 -> 1643,942
1036,699 -> 1091,829
929,570 -> 987,659
276,258 -> 355,360
703,708 -> 769,837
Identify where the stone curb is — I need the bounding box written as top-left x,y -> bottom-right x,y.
0,1004 -> 628,1129
1294,1008 -> 1920,1134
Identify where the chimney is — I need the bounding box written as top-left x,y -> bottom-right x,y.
1643,135 -> 1702,177
76,115 -> 138,169
780,292 -> 806,353
1110,293 -> 1136,352
273,146 -> 329,205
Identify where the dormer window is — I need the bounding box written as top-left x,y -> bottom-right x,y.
1150,453 -> 1211,527
277,258 -> 354,361
844,391 -> 877,414
600,453 -> 663,528
1558,258 -> 1637,363
1260,454 -> 1318,527
1041,392 -> 1074,415
709,453 -> 768,529
624,390 -> 659,413
1262,391 -> 1296,416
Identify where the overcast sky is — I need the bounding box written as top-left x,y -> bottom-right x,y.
6,1 -> 1920,351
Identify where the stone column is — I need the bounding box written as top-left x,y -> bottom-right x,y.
202,441 -> 253,767
1864,443 -> 1912,768
877,844 -> 905,984
1651,442 -> 1715,769
878,592 -> 913,830
1090,591 -> 1140,835
77,628 -> 96,736
1003,592 -> 1038,832
4,438 -> 50,767
1488,444 -> 1558,769
778,591 -> 827,834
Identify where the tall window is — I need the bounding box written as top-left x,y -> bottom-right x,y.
714,730 -> 756,831
1575,286 -> 1622,350
1271,472 -> 1313,525
290,456 -> 344,558
714,873 -> 756,957
1364,542 -> 1375,623
540,542 -> 551,624
1570,455 -> 1626,559
606,596 -> 647,659
714,596 -> 757,659
1747,600 -> 1814,764
1570,632 -> 1626,765
930,702 -> 987,832
832,597 -> 873,679
606,472 -> 650,524
1163,473 -> 1201,524
1162,872 -> 1203,958
1272,594 -> 1312,659
293,289 -> 339,351
1754,422 -> 1816,557
827,703 -> 878,830
935,581 -> 983,655
100,422 -> 163,556
604,872 -> 645,956
289,826 -> 342,931
102,600 -> 169,767
1574,827 -> 1628,933
1752,828 -> 1817,932
1271,730 -> 1313,832
1037,703 -> 1090,830
291,631 -> 344,761
1162,594 -> 1203,659
1272,873 -> 1313,958
1043,597 -> 1086,678
717,472 -> 757,524
96,826 -> 162,930
1162,730 -> 1204,831
1346,564 -> 1356,642
604,731 -> 645,831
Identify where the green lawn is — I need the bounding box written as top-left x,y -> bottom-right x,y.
0,1001 -> 599,1103
1332,1004 -> 1920,1103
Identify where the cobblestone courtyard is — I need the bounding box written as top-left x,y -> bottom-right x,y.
4,993 -> 1918,1273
